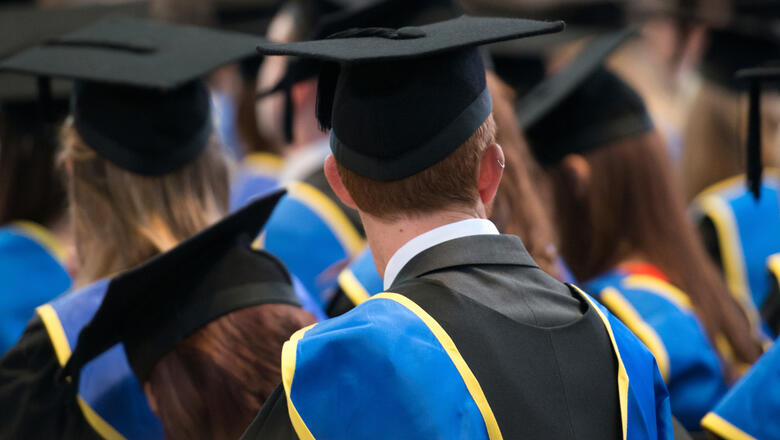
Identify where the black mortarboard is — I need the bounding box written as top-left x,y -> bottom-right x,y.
0,2 -> 148,124
257,15 -> 565,181
518,28 -> 652,166
735,66 -> 780,200
62,189 -> 301,384
0,17 -> 261,175
260,0 -> 464,144
695,0 -> 780,90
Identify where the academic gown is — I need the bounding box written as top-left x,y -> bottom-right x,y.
242,234 -> 672,439
229,152 -> 285,212
701,336 -> 780,440
585,266 -> 729,433
691,173 -> 780,339
0,272 -> 322,439
0,222 -> 72,354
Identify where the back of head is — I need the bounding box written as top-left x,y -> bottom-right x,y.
548,128 -> 763,370
60,121 -> 229,285
146,304 -> 315,440
336,113 -> 495,221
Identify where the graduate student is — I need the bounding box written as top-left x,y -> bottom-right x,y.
682,2 -> 780,336
245,15 -> 672,439
61,191 -> 315,440
520,29 -> 763,432
0,17 -> 297,439
0,1 -> 148,355
329,69 -> 564,315
699,66 -> 780,440
258,0 -> 463,305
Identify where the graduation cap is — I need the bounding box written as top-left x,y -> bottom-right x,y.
517,28 -> 651,166
62,189 -> 300,384
0,1 -> 149,128
257,15 -> 565,181
735,66 -> 780,200
0,17 -> 261,176
697,0 -> 780,90
258,0 -> 465,143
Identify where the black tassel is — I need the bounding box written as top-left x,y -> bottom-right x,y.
283,88 -> 294,144
315,62 -> 340,131
747,81 -> 762,200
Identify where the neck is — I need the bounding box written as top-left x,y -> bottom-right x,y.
362,205 -> 485,279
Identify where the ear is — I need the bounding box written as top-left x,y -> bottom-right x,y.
559,154 -> 591,200
477,143 -> 505,206
143,382 -> 159,418
323,154 -> 358,210
290,78 -> 317,111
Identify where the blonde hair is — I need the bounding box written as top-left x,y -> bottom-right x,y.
60,120 -> 229,286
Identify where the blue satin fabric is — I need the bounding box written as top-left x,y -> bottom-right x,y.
586,271 -> 728,431
0,224 -> 71,354
704,338 -> 780,440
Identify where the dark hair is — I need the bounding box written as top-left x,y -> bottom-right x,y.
146,304 -> 316,440
0,103 -> 66,226
547,132 -> 763,370
486,71 -> 559,278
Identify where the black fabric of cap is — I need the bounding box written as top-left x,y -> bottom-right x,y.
258,0 -> 465,145
698,0 -> 780,90
257,15 -> 565,181
0,17 -> 262,175
62,189 -> 300,384
519,28 -> 653,165
0,2 -> 148,104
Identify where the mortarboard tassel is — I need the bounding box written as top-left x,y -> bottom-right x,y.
746,80 -> 762,200
315,62 -> 340,131
283,87 -> 294,144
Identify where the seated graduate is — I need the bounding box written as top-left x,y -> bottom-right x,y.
328,68 -> 566,316
245,15 -> 672,439
699,67 -> 780,440
257,0 -> 462,307
0,17 -> 318,439
520,29 -> 764,432
0,83 -> 72,354
681,2 -> 780,338
0,1 -> 148,355
61,191 -> 315,440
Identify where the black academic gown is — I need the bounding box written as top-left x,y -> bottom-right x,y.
0,317 -> 100,439
242,234 -> 624,439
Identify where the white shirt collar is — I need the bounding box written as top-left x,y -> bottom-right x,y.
383,218 -> 499,290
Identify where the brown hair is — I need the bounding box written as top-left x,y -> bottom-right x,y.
146,304 -> 316,440
681,80 -> 780,201
59,121 -> 229,286
547,132 -> 763,370
486,72 -> 560,278
337,116 -> 496,221
0,106 -> 66,226
236,81 -> 284,156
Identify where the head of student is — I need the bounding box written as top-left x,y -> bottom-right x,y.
521,31 -> 763,368
62,192 -> 316,440
258,16 -> 563,229
0,17 -> 265,285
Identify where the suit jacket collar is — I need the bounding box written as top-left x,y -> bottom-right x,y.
390,234 -> 539,289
